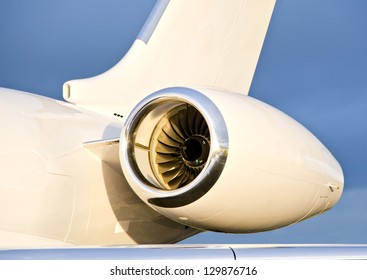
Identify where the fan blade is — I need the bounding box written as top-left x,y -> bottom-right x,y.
158,158 -> 182,173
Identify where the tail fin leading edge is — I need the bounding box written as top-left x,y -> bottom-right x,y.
64,0 -> 276,116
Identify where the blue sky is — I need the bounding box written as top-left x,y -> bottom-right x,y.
0,0 -> 366,244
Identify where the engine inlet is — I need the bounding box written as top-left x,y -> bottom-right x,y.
120,87 -> 228,207
150,105 -> 210,190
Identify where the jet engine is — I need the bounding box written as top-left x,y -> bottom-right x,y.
119,87 -> 343,233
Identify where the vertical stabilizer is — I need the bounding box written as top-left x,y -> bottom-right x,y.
64,0 -> 276,117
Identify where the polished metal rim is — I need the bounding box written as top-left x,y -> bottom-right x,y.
120,87 -> 228,207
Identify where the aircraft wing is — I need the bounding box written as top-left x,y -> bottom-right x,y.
1,245 -> 367,260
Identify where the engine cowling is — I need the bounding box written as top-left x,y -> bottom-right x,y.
119,87 -> 343,233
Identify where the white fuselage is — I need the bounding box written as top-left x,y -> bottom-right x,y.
0,88 -> 198,246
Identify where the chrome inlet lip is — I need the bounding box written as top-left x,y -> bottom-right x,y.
120,87 -> 228,207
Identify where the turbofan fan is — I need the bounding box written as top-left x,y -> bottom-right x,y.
150,105 -> 210,190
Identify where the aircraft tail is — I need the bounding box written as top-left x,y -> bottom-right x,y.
63,0 -> 276,117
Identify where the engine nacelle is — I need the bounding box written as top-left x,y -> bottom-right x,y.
119,87 -> 343,233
